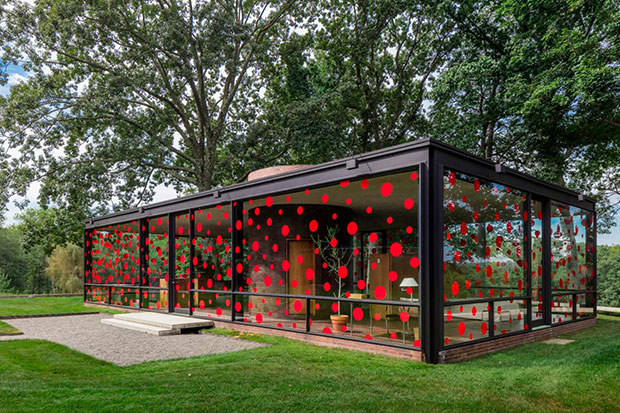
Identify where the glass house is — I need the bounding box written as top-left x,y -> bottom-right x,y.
84,139 -> 597,363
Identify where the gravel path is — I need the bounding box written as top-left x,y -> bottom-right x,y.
0,313 -> 266,366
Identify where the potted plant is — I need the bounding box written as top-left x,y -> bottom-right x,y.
312,225 -> 354,332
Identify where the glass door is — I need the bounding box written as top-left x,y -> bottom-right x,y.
530,198 -> 545,327
173,213 -> 191,314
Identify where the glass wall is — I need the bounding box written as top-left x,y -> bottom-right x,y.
86,221 -> 140,309
443,170 -> 528,346
238,169 -> 420,347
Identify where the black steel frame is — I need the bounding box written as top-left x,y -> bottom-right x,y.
83,138 -> 597,364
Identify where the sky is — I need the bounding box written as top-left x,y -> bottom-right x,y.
1,62 -> 620,245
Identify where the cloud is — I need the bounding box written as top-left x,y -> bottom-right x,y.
0,72 -> 28,96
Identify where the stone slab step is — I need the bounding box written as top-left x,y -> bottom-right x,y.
101,318 -> 178,336
113,312 -> 214,330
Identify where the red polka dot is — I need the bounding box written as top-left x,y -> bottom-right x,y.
446,310 -> 452,321
404,198 -> 414,209
458,321 -> 465,336
264,276 -> 272,287
256,313 -> 263,324
374,286 -> 386,300
282,260 -> 290,272
411,171 -> 418,180
388,271 -> 398,282
400,311 -> 410,323
338,266 -> 348,278
323,282 -> 331,292
216,308 -> 222,316
281,225 -> 290,237
410,257 -> 420,268
309,220 -> 318,232
352,307 -> 364,321
322,327 -> 332,334
481,322 -> 488,335
340,180 -> 350,187
294,300 -> 303,312
357,279 -> 366,289
460,221 -> 467,235
451,281 -> 459,296
196,223 -> 202,232
361,179 -> 369,189
347,221 -> 358,235
252,241 -> 259,251
390,242 -> 403,257
265,196 -> 273,207
297,254 -> 303,264
321,194 -> 329,203
380,182 -> 393,197
199,300 -> 205,309
305,268 -> 315,281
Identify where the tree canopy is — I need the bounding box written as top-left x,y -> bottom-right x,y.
0,0 -> 618,236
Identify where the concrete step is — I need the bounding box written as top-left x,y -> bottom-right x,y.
112,312 -> 214,330
101,318 -> 179,336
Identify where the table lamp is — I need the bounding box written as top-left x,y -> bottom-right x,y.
399,277 -> 418,301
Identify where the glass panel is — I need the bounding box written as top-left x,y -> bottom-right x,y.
110,287 -> 139,308
240,169 -> 420,309
551,294 -> 574,324
494,298 -> 527,335
550,203 -> 595,293
145,216 -> 169,293
192,204 -> 233,294
531,199 -> 544,322
90,221 -> 140,286
239,294 -> 305,330
577,293 -> 595,319
85,285 -> 108,304
443,170 -> 528,302
444,302 -> 490,346
192,291 -> 232,320
174,212 -> 191,311
140,288 -> 168,311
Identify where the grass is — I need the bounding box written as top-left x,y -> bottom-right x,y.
0,320 -> 21,335
0,313 -> 619,412
0,296 -> 124,317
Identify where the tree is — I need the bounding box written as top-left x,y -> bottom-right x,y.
430,0 -> 620,229
0,226 -> 50,293
597,244 -> 620,308
216,0 -> 456,184
16,207 -> 82,255
45,243 -> 83,293
0,0 -> 300,220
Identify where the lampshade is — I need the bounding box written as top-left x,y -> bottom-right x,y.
399,277 -> 418,288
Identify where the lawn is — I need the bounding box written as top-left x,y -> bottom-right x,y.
0,312 -> 619,412
0,296 -> 122,317
0,320 -> 20,335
